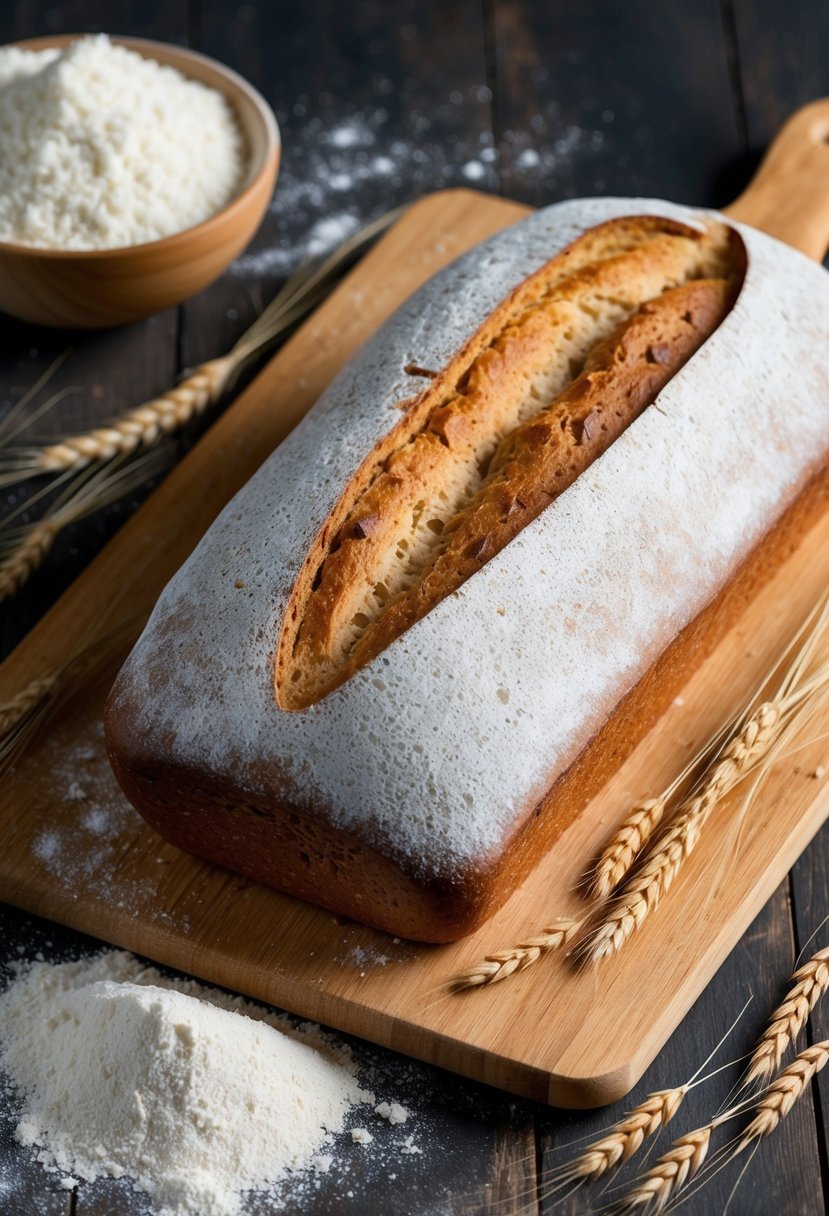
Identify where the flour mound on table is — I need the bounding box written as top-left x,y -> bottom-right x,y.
0,953 -> 373,1216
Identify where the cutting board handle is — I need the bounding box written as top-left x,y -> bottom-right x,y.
724,99 -> 829,261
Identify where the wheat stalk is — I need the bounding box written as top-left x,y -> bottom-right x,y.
584,594 -> 829,958
741,947 -> 829,1088
616,1038 -> 829,1212
633,1042 -> 829,1212
25,357 -> 234,474
559,1089 -> 686,1188
737,1040 -> 829,1150
0,521 -> 60,600
0,452 -> 163,602
0,615 -> 142,777
608,958 -> 829,1214
611,1127 -> 713,1215
588,713 -> 743,902
0,672 -> 62,776
537,1000 -> 750,1208
590,796 -> 668,902
582,700 -> 784,964
0,351 -> 74,460
0,674 -> 58,737
450,918 -> 582,990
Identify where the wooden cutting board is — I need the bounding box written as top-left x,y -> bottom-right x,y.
3,143 -> 829,1108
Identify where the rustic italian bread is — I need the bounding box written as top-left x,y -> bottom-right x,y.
105,197 -> 829,943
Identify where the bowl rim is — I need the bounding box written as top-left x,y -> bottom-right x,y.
0,32 -> 281,260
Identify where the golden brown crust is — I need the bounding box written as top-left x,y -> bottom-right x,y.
279,216 -> 742,710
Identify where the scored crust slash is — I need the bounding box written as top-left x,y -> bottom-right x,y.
278,215 -> 741,710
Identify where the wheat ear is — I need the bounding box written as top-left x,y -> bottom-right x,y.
0,521 -> 61,600
450,918 -> 582,990
590,797 -> 668,902
560,1089 -> 686,1188
610,1127 -> 712,1215
582,701 -> 783,964
737,1040 -> 829,1150
537,998 -> 750,1206
588,713 -> 742,902
27,357 -> 234,474
0,615 -> 142,776
649,1042 -> 829,1212
741,947 -> 829,1089
0,674 -> 59,737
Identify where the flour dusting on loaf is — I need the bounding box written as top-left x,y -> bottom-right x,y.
105,196 -> 829,940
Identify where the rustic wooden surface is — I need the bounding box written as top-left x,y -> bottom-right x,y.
6,185 -> 829,1119
2,2 -> 829,1213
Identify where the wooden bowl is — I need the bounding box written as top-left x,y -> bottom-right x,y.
0,35 -> 280,328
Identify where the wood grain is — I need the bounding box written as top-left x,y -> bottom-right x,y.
4,190 -> 829,1111
725,98 -> 829,258
184,0 -> 496,366
489,0 -> 741,207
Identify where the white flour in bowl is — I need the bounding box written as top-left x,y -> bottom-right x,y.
0,35 -> 246,250
0,951 -> 375,1215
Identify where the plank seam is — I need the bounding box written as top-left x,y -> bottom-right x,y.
790,866 -> 829,1211
720,0 -> 750,151
481,0 -> 504,197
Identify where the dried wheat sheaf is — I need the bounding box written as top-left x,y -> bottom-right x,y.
581,593 -> 829,965
615,1035 -> 829,1212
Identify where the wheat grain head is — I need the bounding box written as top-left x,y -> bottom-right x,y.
450,918 -> 582,991
742,947 -> 829,1088
582,702 -> 782,964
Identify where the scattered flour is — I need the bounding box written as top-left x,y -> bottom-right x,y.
233,99 -> 608,282
0,952 -> 378,1215
376,1101 -> 409,1125
28,720 -> 171,923
333,937 -> 415,973
0,35 -> 246,249
306,213 -> 360,254
516,148 -> 540,169
349,944 -> 391,968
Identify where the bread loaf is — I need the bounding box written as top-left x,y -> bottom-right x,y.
105,197 -> 829,942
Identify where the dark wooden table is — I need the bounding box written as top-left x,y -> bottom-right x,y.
2,3 -> 829,1213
